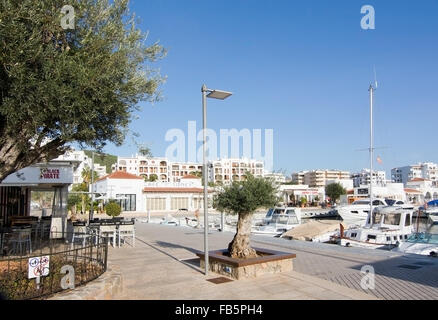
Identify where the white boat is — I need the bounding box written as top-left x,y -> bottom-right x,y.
428,211 -> 438,225
340,206 -> 414,249
336,198 -> 412,226
252,207 -> 302,237
392,232 -> 438,256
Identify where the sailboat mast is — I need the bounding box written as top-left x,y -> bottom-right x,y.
369,84 -> 374,223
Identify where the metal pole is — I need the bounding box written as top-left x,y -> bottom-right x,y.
90,151 -> 95,222
202,84 -> 209,276
369,85 -> 374,225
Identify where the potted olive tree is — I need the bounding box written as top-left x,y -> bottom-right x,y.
213,173 -> 278,259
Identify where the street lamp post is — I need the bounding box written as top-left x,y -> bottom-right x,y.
201,84 -> 232,276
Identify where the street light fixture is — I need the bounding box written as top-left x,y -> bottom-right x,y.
201,84 -> 232,276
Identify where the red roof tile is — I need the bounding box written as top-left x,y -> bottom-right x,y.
97,171 -> 144,181
404,188 -> 422,194
181,174 -> 201,179
409,178 -> 429,182
143,187 -> 211,193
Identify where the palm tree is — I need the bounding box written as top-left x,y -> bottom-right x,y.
213,174 -> 278,259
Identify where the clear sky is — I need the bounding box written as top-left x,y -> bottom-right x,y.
99,0 -> 438,176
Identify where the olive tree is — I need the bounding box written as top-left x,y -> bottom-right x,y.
0,0 -> 166,182
213,174 -> 279,259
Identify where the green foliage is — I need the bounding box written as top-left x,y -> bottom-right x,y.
300,197 -> 307,204
138,146 -> 153,158
84,150 -> 117,174
0,0 -> 166,181
145,174 -> 158,182
325,183 -> 346,204
213,174 -> 279,215
105,202 -> 122,217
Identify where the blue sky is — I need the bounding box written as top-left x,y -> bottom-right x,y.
99,0 -> 438,176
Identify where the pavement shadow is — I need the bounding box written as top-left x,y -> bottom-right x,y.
135,238 -> 203,274
351,255 -> 438,289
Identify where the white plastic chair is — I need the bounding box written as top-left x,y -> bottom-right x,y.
99,224 -> 117,247
117,224 -> 135,248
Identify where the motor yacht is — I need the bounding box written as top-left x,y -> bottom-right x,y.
336,198 -> 412,226
339,206 -> 414,249
251,207 -> 301,237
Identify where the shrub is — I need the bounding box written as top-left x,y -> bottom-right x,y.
105,202 -> 121,217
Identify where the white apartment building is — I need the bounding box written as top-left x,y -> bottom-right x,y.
209,158 -> 264,184
291,170 -> 350,188
263,172 -> 287,184
291,171 -> 307,185
392,162 -> 438,186
351,169 -> 387,188
113,156 -> 265,184
55,149 -> 107,184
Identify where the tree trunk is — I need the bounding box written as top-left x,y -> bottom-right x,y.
227,212 -> 258,259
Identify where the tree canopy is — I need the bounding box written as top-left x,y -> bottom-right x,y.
325,182 -> 346,204
213,174 -> 279,215
0,0 -> 166,182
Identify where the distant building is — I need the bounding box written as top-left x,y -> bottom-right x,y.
209,158 -> 264,184
94,171 -> 212,212
55,149 -> 107,184
291,171 -> 307,185
262,172 -> 286,184
291,170 -> 350,188
404,178 -> 438,204
112,156 -> 265,184
392,162 -> 438,186
351,169 -> 387,188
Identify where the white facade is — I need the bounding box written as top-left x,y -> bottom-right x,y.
113,156 -> 265,184
208,158 -> 264,184
392,162 -> 438,186
263,172 -> 287,184
351,169 -> 387,188
291,170 -> 350,188
279,184 -> 325,205
405,179 -> 438,204
94,172 -> 146,212
55,149 -> 107,184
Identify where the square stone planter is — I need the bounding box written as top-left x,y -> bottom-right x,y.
196,248 -> 296,280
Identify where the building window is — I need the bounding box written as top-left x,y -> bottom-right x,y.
171,197 -> 189,210
115,194 -> 136,211
147,198 -> 166,211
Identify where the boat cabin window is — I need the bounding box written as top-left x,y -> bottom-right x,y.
384,213 -> 401,226
372,212 -> 383,224
386,237 -> 391,241
273,208 -> 285,215
405,214 -> 411,226
373,200 -> 385,206
385,199 -> 396,206
396,201 -> 404,205
285,209 -> 296,216
265,208 -> 274,218
367,235 -> 376,240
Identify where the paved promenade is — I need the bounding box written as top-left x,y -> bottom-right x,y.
107,223 -> 377,300
107,222 -> 438,300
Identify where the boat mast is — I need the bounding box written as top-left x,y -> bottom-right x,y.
369,84 -> 375,224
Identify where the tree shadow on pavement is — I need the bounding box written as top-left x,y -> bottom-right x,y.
135,238 -> 203,274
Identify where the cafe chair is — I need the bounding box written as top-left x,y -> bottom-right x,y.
9,226 -> 32,256
117,222 -> 135,248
